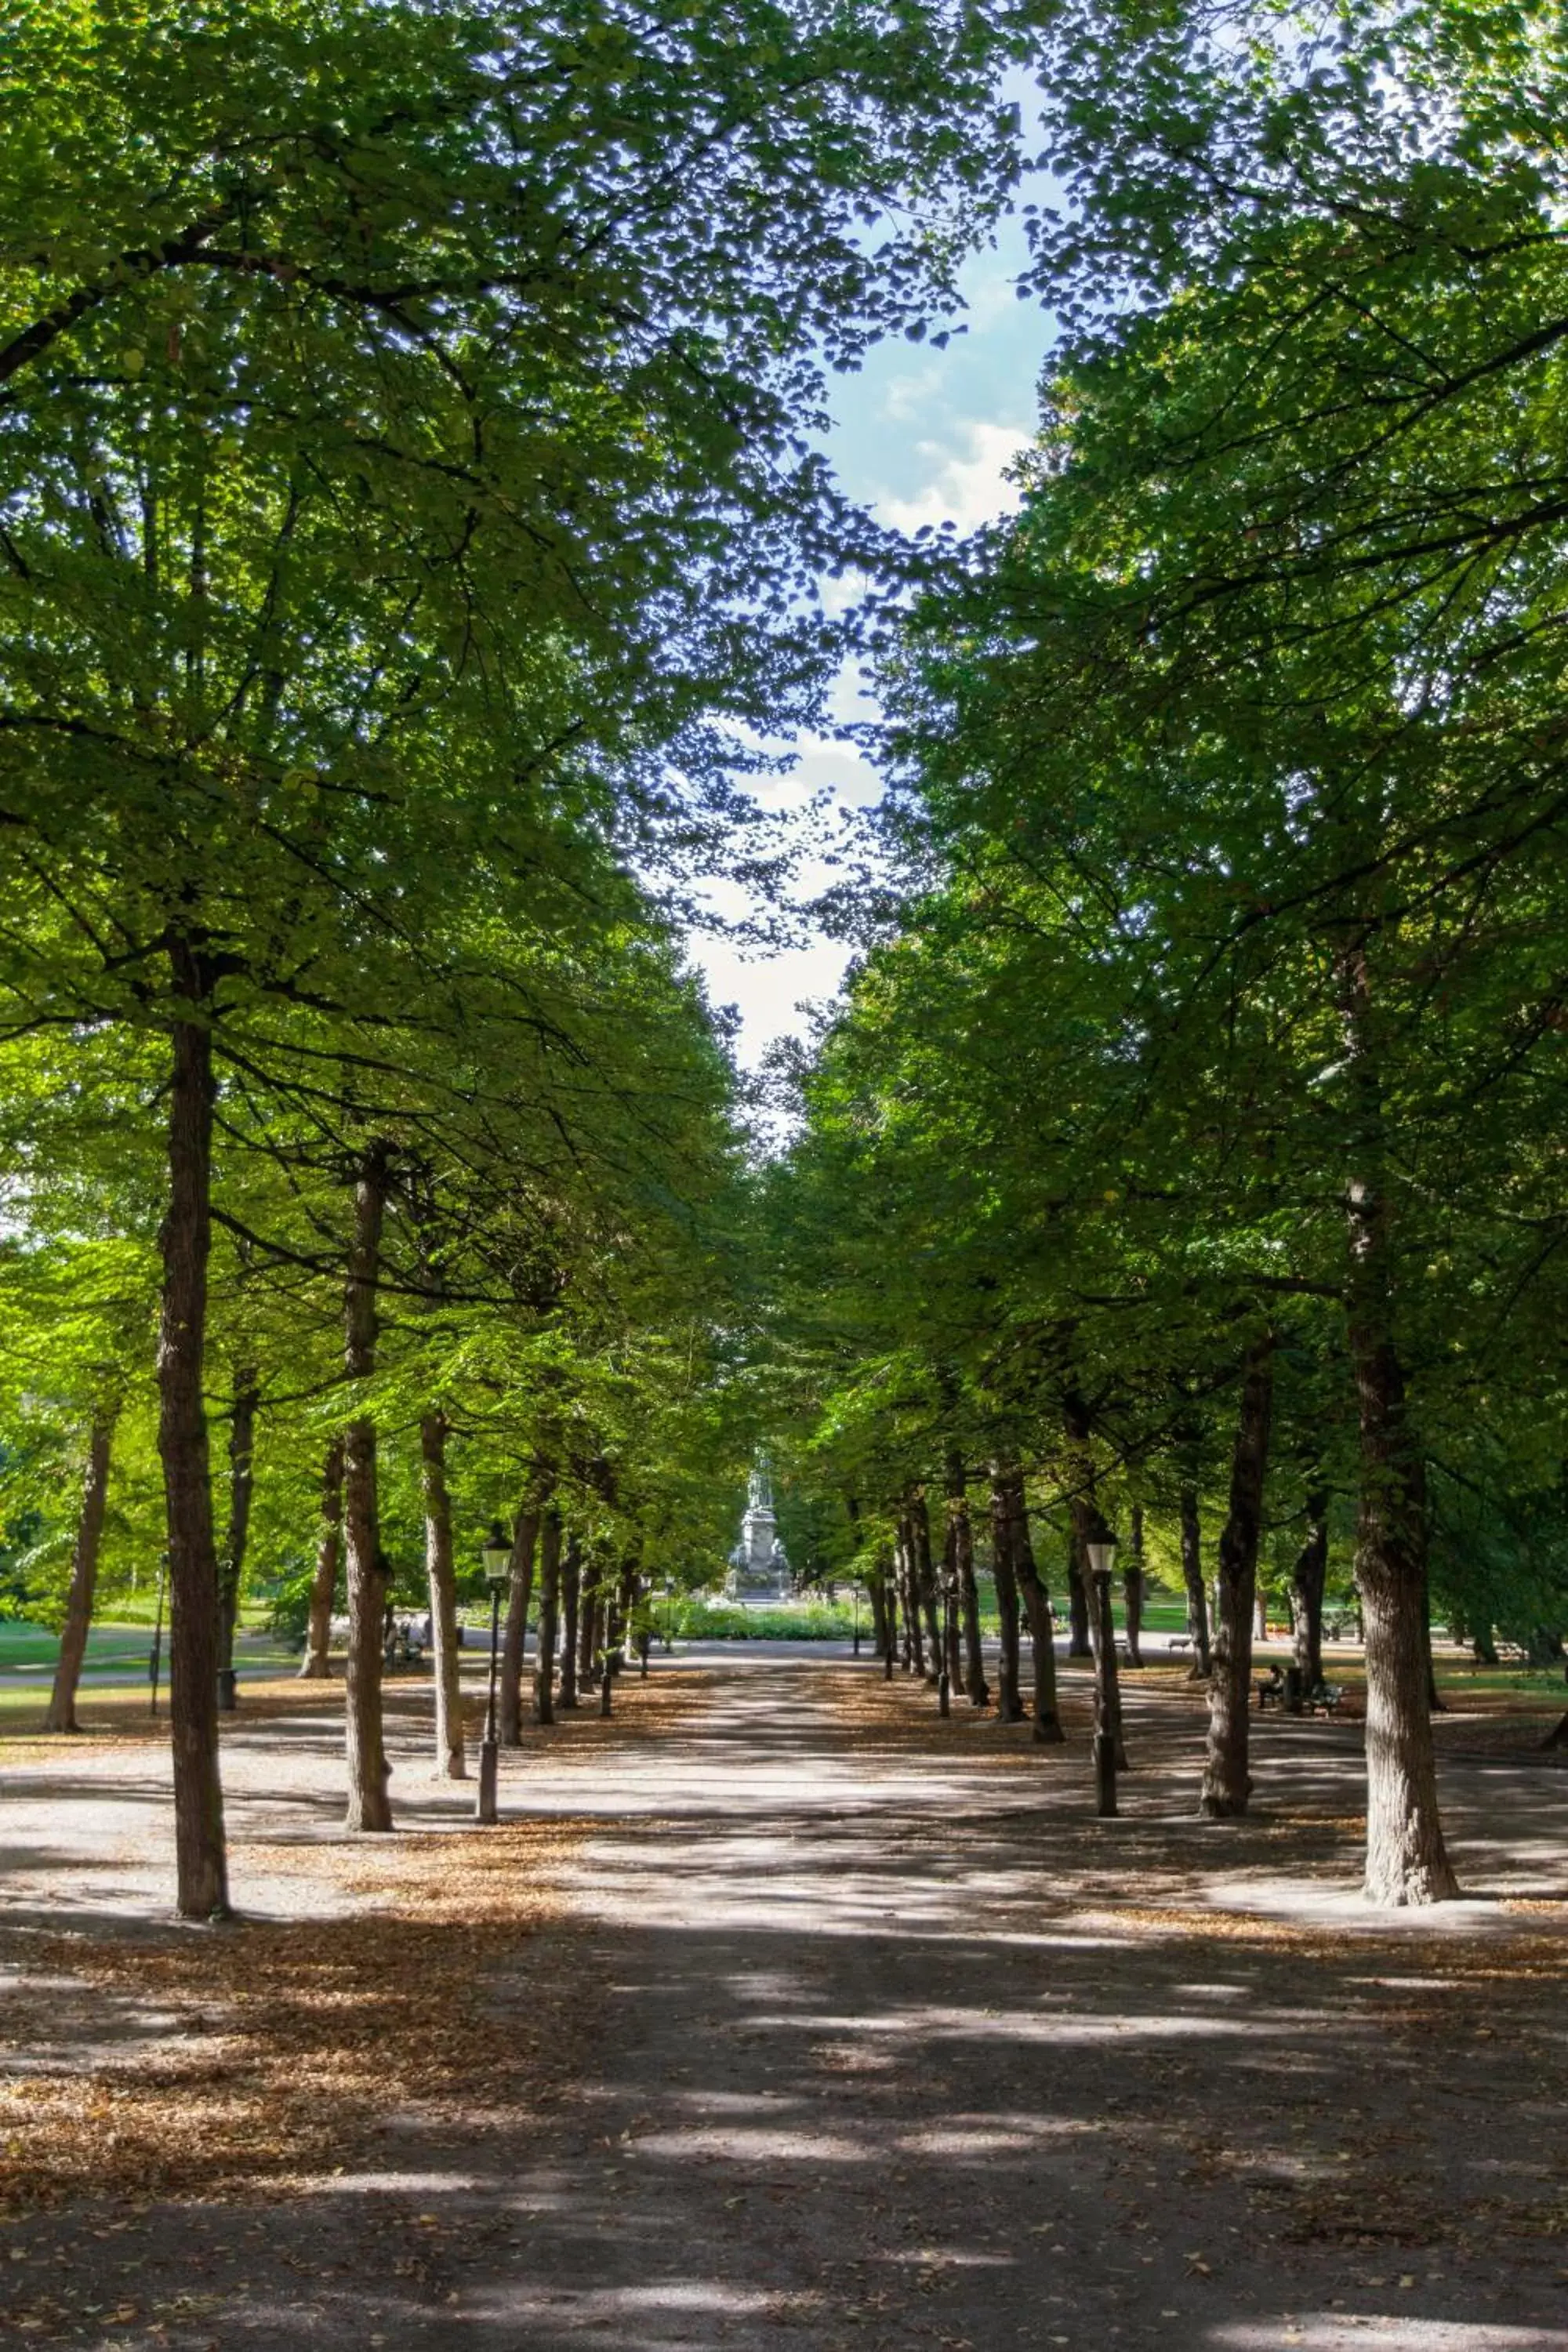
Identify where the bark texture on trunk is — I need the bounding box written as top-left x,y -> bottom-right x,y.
343,1142 -> 393,1833
535,1508 -> 562,1724
944,1463 -> 988,1708
499,1508 -> 539,1744
1004,1467 -> 1064,1744
896,1518 -> 922,1675
1123,1503 -> 1145,1667
987,1468 -> 1025,1721
909,1490 -> 941,1682
1065,1544 -> 1093,1657
299,1439 -> 344,1679
579,1569 -> 599,1686
216,1366 -> 259,1685
867,1571 -> 890,1665
157,999 -> 229,1918
44,1413 -> 114,1733
1200,1334 -> 1275,1820
559,1534 -> 581,1708
1341,946 -> 1458,1904
938,1507 -> 961,1703
1290,1486 -> 1330,1693
1178,1483 -> 1212,1678
420,1410 -> 466,1780
1123,1505 -> 1147,1675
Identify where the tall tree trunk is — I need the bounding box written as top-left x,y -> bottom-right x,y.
867,1570 -> 890,1665
1341,945 -> 1458,1904
938,1509 -> 961,1706
946,1457 -> 988,1707
897,1518 -> 923,1675
499,1508 -> 539,1745
299,1439 -> 344,1679
909,1490 -> 941,1682
1254,1588 -> 1269,1642
43,1412 -> 115,1733
1123,1503 -> 1145,1668
535,1508 -> 562,1725
157,994 -> 229,1918
1064,1398 -> 1124,1766
559,1533 -> 581,1708
1200,1334 -> 1275,1820
1065,1541 -> 1093,1658
987,1468 -> 1025,1721
420,1410 -> 466,1780
1178,1483 -> 1212,1678
343,1142 -> 393,1834
579,1567 -> 600,1687
1290,1486 -> 1330,1693
1006,1469 -> 1065,1744
216,1364 -> 259,1704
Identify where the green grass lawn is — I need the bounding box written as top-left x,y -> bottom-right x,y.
0,1618 -> 297,1677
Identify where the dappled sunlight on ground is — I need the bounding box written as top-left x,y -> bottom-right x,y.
2,1652 -> 1566,2347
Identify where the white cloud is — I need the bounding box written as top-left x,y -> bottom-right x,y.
880,364 -> 944,422
880,419 -> 1029,537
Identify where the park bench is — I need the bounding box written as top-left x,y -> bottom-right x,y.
1256,1666 -> 1344,1715
1168,1634 -> 1191,1653
383,1618 -> 426,1671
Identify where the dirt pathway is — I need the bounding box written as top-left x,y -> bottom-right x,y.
4,1653 -> 1568,2350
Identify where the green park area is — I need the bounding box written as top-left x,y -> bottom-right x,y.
3,2 -> 1568,2347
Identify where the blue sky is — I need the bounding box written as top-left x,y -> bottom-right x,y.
692,209 -> 1051,1069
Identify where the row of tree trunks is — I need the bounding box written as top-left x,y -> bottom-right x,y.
1064,1396 -> 1125,1770
992,1464 -> 1065,1743
420,1409 -> 466,1780
908,1490 -> 941,1679
299,1439 -> 344,1679
987,1473 -> 1025,1721
1200,1332 -> 1275,1819
343,1141 -> 393,1834
42,1410 -> 117,1734
579,1563 -> 601,1688
534,1507 -> 563,1724
215,1363 -> 259,1706
499,1509 -> 539,1744
945,1457 -> 989,1706
867,1568 -> 890,1665
559,1534 -> 581,1708
894,1516 -> 924,1675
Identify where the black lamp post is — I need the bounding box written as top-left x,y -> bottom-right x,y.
476,1520 -> 512,1824
851,1588 -> 861,1657
1085,1536 -> 1119,1817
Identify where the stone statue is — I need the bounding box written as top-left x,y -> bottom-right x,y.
726,1455 -> 789,1601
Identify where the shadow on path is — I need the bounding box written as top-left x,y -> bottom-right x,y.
3,1655 -> 1566,2351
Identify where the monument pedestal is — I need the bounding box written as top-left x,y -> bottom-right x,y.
726,1461 -> 790,1602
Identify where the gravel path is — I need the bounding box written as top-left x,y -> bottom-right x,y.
3,1652 -> 1567,2350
